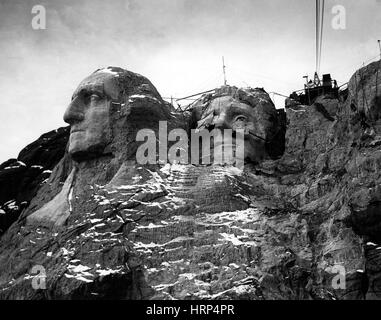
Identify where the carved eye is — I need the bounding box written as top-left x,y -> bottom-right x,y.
90,94 -> 101,101
235,115 -> 246,122
81,92 -> 91,104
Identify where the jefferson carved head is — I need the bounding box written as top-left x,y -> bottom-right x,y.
63,67 -> 170,162
192,86 -> 279,164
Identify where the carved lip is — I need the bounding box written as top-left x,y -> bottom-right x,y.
71,127 -> 84,133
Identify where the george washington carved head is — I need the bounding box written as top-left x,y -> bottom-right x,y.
63,67 -> 170,162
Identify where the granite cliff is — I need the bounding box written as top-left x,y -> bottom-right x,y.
0,61 -> 381,300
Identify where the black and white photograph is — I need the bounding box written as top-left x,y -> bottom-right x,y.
0,0 -> 380,307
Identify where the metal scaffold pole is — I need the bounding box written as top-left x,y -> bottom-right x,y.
222,56 -> 227,86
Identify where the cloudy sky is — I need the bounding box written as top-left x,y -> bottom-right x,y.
0,0 -> 380,162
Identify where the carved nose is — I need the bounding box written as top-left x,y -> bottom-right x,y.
63,97 -> 84,124
212,113 -> 229,129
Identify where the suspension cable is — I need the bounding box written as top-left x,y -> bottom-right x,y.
316,0 -> 325,75
318,0 -> 325,74
316,0 -> 320,74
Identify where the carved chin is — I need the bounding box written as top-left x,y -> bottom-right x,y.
244,140 -> 265,164
69,136 -> 109,162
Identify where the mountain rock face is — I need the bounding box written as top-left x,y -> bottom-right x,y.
0,127 -> 69,235
0,62 -> 381,300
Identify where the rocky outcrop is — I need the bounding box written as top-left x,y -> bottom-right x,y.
0,62 -> 381,300
347,60 -> 381,123
271,61 -> 381,299
0,127 -> 69,235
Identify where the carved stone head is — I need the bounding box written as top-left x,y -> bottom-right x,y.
192,86 -> 278,164
63,67 -> 170,162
